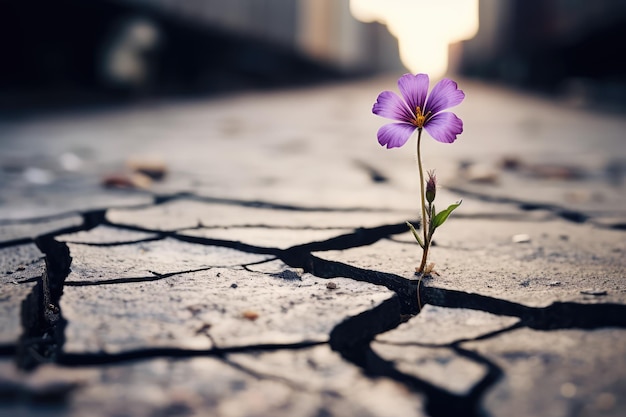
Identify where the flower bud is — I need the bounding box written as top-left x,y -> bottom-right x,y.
426,170 -> 437,203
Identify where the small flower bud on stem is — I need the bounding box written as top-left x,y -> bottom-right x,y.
426,170 -> 436,204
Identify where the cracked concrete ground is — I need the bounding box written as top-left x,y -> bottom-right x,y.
1,74 -> 625,417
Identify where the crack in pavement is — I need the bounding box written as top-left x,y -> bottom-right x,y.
354,340 -> 504,417
15,237 -> 71,370
0,209 -> 106,249
64,266 -> 216,287
55,341 -> 326,367
326,282 -> 626,417
218,355 -> 317,393
374,322 -> 525,350
446,185 -> 626,230
422,287 -> 626,330
63,258 -> 274,286
61,235 -> 166,247
5,193 -> 625,417
165,192 -> 395,213
365,323 -> 525,417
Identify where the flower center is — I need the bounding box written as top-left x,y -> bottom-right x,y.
414,107 -> 431,128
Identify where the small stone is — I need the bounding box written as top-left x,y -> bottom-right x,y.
500,156 -> 523,170
230,283 -> 238,288
580,289 -> 607,296
273,270 -> 302,281
548,281 -> 561,286
326,282 -> 338,290
512,234 -> 531,243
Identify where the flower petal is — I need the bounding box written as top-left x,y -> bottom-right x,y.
398,73 -> 429,115
424,78 -> 465,115
377,123 -> 417,149
372,91 -> 414,123
424,112 -> 463,143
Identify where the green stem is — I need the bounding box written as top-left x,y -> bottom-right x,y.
416,129 -> 429,274
415,128 -> 429,311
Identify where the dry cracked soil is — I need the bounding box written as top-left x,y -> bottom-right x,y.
1,75 -> 626,417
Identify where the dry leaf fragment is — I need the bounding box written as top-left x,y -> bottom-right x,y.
242,311 -> 259,321
101,172 -> 152,189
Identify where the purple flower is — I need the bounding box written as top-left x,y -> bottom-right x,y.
372,73 -> 465,148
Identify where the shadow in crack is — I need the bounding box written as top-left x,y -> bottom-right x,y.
16,237 -> 72,370
423,287 -> 626,330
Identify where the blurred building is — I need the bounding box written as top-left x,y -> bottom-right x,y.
122,0 -> 402,73
454,0 -> 626,108
5,0 -> 623,112
0,0 -> 402,111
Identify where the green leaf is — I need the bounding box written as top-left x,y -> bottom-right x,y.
406,221 -> 424,248
432,200 -> 462,229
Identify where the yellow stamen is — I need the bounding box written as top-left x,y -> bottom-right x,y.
414,107 -> 431,128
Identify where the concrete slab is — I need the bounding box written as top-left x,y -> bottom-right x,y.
316,217 -> 626,307
106,199 -> 413,231
0,215 -> 83,246
65,238 -> 270,283
62,266 -> 395,353
56,225 -> 157,245
376,305 -> 520,346
0,244 -> 44,346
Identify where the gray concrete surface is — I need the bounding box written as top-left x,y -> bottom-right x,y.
1,73 -> 625,417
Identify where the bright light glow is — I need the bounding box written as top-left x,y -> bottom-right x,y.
350,0 -> 479,78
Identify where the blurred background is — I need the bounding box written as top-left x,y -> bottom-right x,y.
2,0 -> 625,115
